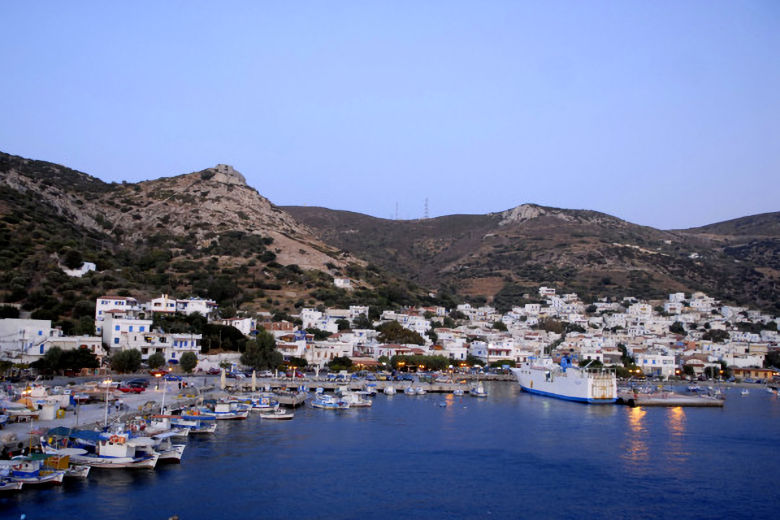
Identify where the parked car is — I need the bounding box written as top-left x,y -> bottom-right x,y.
207,368 -> 221,375
117,384 -> 145,394
125,378 -> 150,388
259,370 -> 274,377
284,371 -> 304,379
149,369 -> 168,377
165,374 -> 182,381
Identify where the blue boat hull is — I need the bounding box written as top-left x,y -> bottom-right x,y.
520,385 -> 617,404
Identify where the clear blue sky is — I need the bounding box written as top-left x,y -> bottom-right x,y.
1,1 -> 778,228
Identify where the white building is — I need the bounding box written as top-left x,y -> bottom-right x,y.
95,296 -> 142,334
0,318 -> 62,362
635,351 -> 676,378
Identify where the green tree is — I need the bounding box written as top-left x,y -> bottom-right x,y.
147,352 -> 165,369
110,349 -> 142,373
31,346 -> 64,373
60,348 -> 99,371
352,314 -> 373,329
377,321 -> 425,345
180,352 -> 198,373
240,330 -> 282,371
287,356 -> 308,368
328,356 -> 354,371
0,305 -> 20,319
702,329 -> 730,343
492,321 -> 507,331
336,319 -> 351,331
669,321 -> 686,335
306,328 -> 332,340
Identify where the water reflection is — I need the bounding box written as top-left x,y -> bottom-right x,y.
622,407 -> 649,469
664,407 -> 689,468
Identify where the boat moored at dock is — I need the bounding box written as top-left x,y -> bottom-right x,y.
511,357 -> 617,404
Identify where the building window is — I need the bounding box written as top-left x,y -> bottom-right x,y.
114,338 -> 119,344
140,326 -> 145,332
40,345 -> 44,354
129,326 -> 134,332
115,325 -> 120,331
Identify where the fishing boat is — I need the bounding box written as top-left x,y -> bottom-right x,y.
43,432 -> 159,469
453,388 -> 464,396
404,386 -> 416,396
132,432 -> 185,463
383,385 -> 396,395
1,456 -> 65,485
415,386 -> 427,395
199,401 -> 250,420
259,407 -> 295,420
338,391 -> 373,408
470,383 -> 488,398
510,357 -> 617,404
0,477 -> 23,492
171,412 -> 218,434
741,389 -> 750,397
311,394 -> 350,410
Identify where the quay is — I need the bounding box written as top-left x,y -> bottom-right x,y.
616,391 -> 725,407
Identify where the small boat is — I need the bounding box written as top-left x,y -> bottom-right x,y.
2,456 -> 65,486
199,401 -> 250,420
404,386 -> 416,396
0,478 -> 23,492
470,384 -> 488,398
311,394 -> 349,410
415,387 -> 426,395
172,412 -> 218,434
259,407 -> 294,420
383,386 -> 396,395
453,388 -> 464,396
44,434 -> 159,469
65,464 -> 91,479
149,432 -> 186,463
741,389 -> 750,397
687,384 -> 701,392
339,391 -> 373,408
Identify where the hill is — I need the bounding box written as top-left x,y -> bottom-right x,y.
284,204 -> 779,312
0,152 -> 427,330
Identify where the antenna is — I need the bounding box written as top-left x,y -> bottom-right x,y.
424,198 -> 429,219
395,202 -> 399,220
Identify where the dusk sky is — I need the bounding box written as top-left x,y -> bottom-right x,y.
2,1 -> 778,229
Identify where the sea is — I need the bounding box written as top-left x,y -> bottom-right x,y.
2,383 -> 779,520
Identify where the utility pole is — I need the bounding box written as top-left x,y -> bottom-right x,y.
424,198 -> 429,220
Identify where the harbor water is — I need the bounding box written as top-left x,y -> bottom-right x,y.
2,383 -> 779,519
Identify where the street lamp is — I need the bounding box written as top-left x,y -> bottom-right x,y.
103,378 -> 112,427
154,372 -> 166,414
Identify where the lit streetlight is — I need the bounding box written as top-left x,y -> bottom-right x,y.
103,378 -> 112,427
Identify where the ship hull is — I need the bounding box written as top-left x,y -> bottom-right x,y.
511,365 -> 616,405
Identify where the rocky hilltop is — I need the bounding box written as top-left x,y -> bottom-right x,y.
284,204 -> 779,312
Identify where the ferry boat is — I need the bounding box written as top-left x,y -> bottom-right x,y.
311,394 -> 350,410
510,357 -> 616,404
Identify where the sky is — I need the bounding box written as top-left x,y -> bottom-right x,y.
1,1 -> 778,229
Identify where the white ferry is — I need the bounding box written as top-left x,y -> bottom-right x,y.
511,357 -> 617,404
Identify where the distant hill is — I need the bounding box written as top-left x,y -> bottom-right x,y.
0,151 -> 425,329
284,204 -> 780,313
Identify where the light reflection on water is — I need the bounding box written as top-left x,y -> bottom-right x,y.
665,407 -> 689,464
622,407 -> 649,469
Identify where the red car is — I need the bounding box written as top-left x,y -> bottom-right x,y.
118,385 -> 145,394
149,369 -> 168,377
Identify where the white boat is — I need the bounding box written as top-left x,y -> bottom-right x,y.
339,391 -> 373,408
383,385 -> 396,395
510,357 -> 617,404
311,394 -> 350,410
259,407 -> 294,420
150,432 -> 186,462
470,384 -> 488,398
453,388 -> 464,396
740,389 -> 749,396
0,478 -> 23,492
49,436 -> 159,469
404,386 -> 416,396
415,387 -> 426,395
1,457 -> 65,485
172,413 -> 218,434
199,401 -> 250,420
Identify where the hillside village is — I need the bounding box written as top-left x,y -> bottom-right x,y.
1,286 -> 778,382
